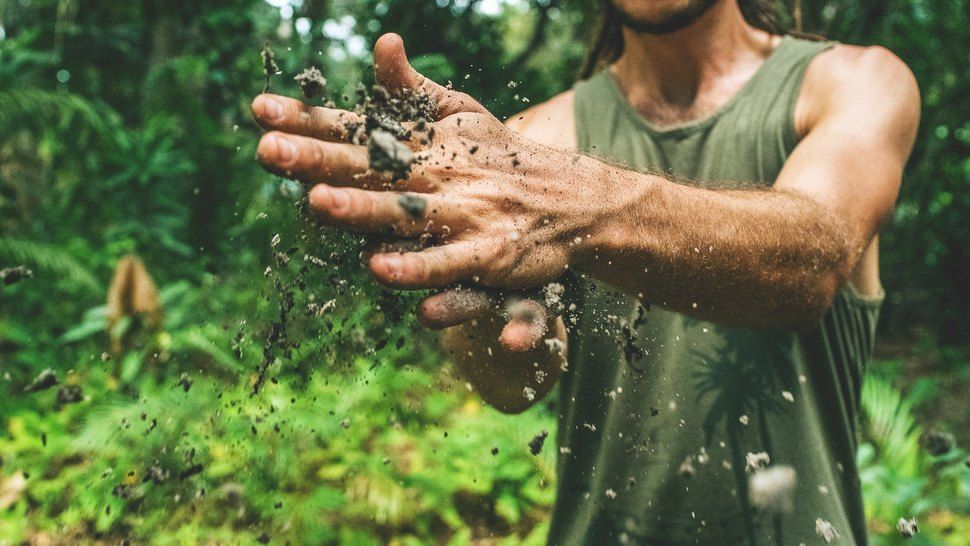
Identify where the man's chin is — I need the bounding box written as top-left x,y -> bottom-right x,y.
611,0 -> 719,35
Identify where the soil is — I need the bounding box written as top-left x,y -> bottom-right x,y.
293,66 -> 326,99
368,129 -> 414,180
23,368 -> 58,393
55,384 -> 84,406
922,429 -> 955,456
1,265 -> 33,285
260,46 -> 279,93
528,430 -> 549,456
397,193 -> 427,219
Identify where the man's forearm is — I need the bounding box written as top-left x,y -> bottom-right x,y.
577,165 -> 861,331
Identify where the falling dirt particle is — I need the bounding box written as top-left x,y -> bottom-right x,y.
23,369 -> 58,393
469,144 -> 479,154
143,465 -> 169,484
678,457 -> 695,478
1,266 -> 33,285
748,465 -> 796,513
397,193 -> 427,219
41,433 -> 47,447
294,66 -> 327,99
260,46 -> 279,93
179,464 -> 203,479
543,282 -> 565,312
815,518 -> 839,543
256,532 -> 271,545
529,430 -> 549,456
744,451 -> 771,473
176,373 -> 193,392
368,129 -> 414,180
522,386 -> 536,402
896,517 -> 918,538
922,429 -> 955,456
55,384 -> 84,405
491,447 -> 499,456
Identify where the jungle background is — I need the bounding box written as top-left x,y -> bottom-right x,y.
0,0 -> 967,544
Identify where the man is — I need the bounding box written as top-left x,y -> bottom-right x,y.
252,0 -> 919,543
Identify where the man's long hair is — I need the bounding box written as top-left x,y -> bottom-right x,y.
579,0 -> 808,79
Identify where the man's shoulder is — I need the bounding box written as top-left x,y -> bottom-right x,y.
796,42 -> 919,136
503,90 -> 576,151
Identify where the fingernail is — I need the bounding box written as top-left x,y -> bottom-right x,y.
382,255 -> 403,278
263,96 -> 284,121
275,135 -> 294,163
330,188 -> 349,211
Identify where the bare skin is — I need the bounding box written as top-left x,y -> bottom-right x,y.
252,0 -> 919,412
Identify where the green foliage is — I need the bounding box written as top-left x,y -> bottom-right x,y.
0,0 -> 967,544
858,367 -> 970,544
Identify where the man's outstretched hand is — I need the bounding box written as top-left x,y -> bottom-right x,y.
252,33 -> 602,350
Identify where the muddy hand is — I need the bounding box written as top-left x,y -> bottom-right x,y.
253,33 -> 594,347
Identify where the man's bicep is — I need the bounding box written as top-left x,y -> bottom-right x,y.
774,46 -> 920,246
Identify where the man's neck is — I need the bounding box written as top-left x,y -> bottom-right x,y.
611,0 -> 778,121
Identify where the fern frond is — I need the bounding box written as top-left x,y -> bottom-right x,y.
0,238 -> 101,294
860,373 -> 923,476
0,89 -> 120,146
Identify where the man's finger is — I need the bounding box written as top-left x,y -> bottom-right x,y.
257,131 -> 382,187
252,94 -> 363,142
308,184 -> 453,236
499,298 -> 549,352
368,240 -> 485,289
416,288 -> 499,329
373,33 -> 490,119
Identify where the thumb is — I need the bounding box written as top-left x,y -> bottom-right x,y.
373,33 -> 490,119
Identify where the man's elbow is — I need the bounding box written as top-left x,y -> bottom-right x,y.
779,272 -> 844,332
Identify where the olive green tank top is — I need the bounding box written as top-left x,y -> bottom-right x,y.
551,36 -> 883,545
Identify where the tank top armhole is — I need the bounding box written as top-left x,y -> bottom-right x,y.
783,41 -> 838,152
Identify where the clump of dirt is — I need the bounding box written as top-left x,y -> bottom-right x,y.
815,518 -> 839,543
345,83 -> 436,144
55,384 -> 84,406
747,465 -> 796,513
896,517 -> 918,539
294,66 -> 326,99
340,83 -> 436,183
368,129 -> 414,180
260,46 -> 279,93
176,373 -> 193,392
397,193 -> 427,219
1,265 -> 33,285
528,430 -> 548,456
922,429 -> 955,456
23,368 -> 58,393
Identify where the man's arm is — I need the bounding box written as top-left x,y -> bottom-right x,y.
573,46 -> 919,330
